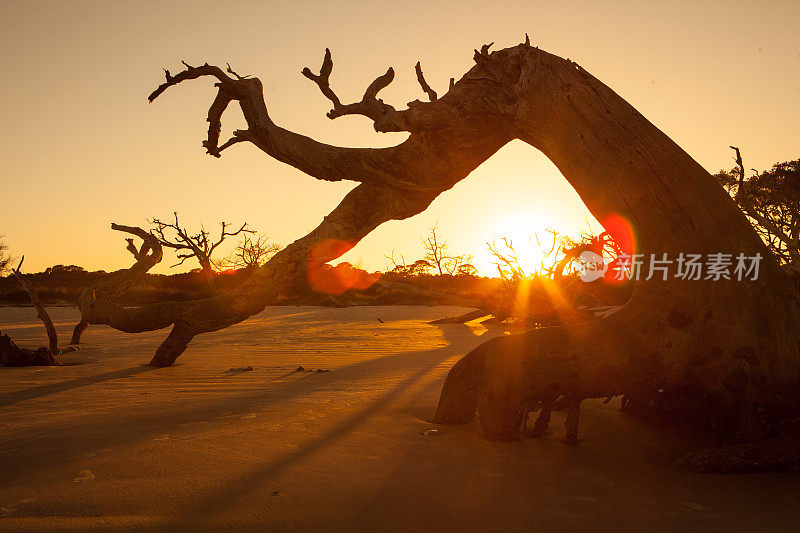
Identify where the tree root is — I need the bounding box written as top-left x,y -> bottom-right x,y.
434,321 -> 622,443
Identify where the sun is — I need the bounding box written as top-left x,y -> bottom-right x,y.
476,212 -> 556,277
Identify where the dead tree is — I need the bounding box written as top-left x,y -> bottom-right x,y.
70,228 -> 165,345
77,39 -> 800,472
150,212 -> 253,276
1,257 -> 62,366
11,257 -> 59,357
0,237 -> 10,274
216,233 -> 280,272
422,222 -> 473,276
487,236 -> 530,282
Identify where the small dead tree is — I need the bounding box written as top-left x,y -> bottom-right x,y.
0,236 -> 10,274
216,233 -> 280,272
150,212 -> 253,276
552,231 -> 623,279
422,223 -> 473,276
11,257 -> 59,357
385,249 -> 408,273
487,236 -> 530,283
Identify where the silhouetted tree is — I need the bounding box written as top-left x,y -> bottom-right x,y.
393,259 -> 434,276
44,265 -> 86,275
70,227 -> 163,345
455,263 -> 478,277
0,237 -> 10,274
77,40 -> 800,472
716,148 -> 799,275
150,212 -> 253,275
422,222 -> 474,276
217,233 -> 280,272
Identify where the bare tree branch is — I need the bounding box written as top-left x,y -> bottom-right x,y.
148,61 -> 235,103
217,233 -> 281,271
415,61 -> 437,102
302,48 -> 396,122
149,213 -> 253,274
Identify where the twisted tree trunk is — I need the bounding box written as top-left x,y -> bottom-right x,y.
71,226 -> 164,345
77,40 -> 800,469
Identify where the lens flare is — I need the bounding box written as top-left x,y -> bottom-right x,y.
601,213 -> 636,284
307,239 -> 380,295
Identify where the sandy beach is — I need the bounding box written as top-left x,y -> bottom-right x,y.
1,306 -> 798,532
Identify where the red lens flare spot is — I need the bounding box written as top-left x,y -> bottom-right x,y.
307,240 -> 381,295
600,213 -> 636,285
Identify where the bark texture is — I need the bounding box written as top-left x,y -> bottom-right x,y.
77,42 -> 800,469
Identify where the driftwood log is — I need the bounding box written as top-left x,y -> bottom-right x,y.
10,257 -> 60,357
0,257 -> 62,366
76,39 -> 800,471
70,225 -> 164,345
0,333 -> 59,367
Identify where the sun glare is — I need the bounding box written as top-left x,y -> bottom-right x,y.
480,212 -> 556,277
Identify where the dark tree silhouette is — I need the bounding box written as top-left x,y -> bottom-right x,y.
0,237 -> 10,274
386,252 -> 434,277
150,212 -> 253,275
217,233 -> 280,272
76,39 -> 800,472
70,227 -> 165,345
716,148 -> 799,274
422,223 -> 474,276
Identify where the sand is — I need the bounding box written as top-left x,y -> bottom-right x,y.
1,306 -> 798,532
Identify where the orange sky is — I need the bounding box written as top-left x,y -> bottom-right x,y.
1,0 -> 798,276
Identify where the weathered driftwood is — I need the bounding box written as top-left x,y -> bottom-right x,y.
0,333 -> 59,367
70,224 -> 164,345
6,257 -> 60,365
76,40 -> 800,471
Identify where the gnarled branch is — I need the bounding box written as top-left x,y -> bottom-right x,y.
414,61 -> 437,102
302,48 -> 396,122
148,61 -> 236,103
79,224 -> 166,330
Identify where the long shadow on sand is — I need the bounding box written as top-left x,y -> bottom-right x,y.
0,365 -> 156,408
0,324 -> 488,489
168,335 -> 464,529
